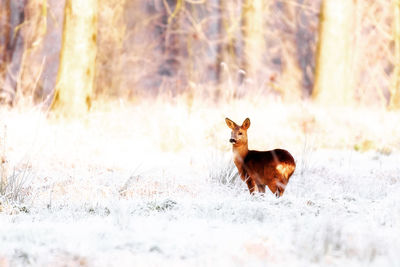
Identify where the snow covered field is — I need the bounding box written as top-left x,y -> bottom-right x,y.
0,100 -> 399,266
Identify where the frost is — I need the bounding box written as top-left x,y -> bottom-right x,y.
0,107 -> 399,266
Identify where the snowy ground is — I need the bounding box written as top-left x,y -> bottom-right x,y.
0,101 -> 399,266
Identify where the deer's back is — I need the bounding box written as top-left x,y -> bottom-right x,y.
243,149 -> 295,185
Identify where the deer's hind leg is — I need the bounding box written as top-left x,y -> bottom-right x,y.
275,180 -> 287,197
256,184 -> 266,194
266,183 -> 278,196
266,180 -> 287,197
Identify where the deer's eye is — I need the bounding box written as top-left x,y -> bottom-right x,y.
238,132 -> 243,136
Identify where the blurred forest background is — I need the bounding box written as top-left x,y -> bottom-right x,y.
0,0 -> 400,116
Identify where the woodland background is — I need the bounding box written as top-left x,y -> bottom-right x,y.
0,0 -> 399,112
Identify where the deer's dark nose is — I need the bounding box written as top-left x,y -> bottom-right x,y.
229,138 -> 236,144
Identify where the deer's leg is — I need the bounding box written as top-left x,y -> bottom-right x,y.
245,177 -> 256,194
275,181 -> 287,198
267,183 -> 278,196
275,188 -> 283,198
256,184 -> 266,194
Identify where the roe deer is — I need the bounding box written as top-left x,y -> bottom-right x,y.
225,118 -> 295,197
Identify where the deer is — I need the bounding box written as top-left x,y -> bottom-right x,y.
225,117 -> 295,197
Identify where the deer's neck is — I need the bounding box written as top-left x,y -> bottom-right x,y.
232,143 -> 248,166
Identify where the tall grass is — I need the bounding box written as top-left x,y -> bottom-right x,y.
0,96 -> 398,211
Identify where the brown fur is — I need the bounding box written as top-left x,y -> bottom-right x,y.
225,118 -> 296,197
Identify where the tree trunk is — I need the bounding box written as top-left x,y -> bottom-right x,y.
390,0 -> 400,110
51,0 -> 98,117
242,0 -> 265,84
0,0 -> 25,105
0,0 -> 11,72
95,0 -> 126,97
216,0 -> 240,99
0,0 -> 11,104
278,1 -> 303,102
159,0 -> 184,95
16,0 -> 48,103
312,0 -> 355,105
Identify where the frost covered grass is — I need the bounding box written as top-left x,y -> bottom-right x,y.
0,98 -> 399,266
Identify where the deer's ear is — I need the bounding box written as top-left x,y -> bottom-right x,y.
225,118 -> 237,129
241,118 -> 250,130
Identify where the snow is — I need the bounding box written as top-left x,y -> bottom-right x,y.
0,103 -> 399,266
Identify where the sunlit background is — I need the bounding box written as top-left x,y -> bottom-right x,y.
0,0 -> 399,266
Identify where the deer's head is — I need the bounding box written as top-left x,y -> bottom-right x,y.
225,118 -> 250,147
